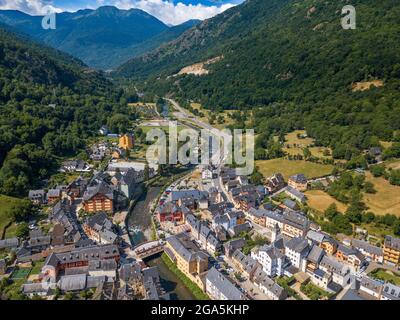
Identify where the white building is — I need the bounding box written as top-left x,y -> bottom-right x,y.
251,266 -> 287,300
251,245 -> 285,277
359,276 -> 382,299
284,237 -> 310,269
319,255 -> 351,287
205,267 -> 246,300
201,166 -> 214,180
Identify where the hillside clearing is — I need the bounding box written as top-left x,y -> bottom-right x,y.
283,130 -> 332,159
352,80 -> 384,92
363,172 -> 400,216
0,194 -> 24,239
176,56 -> 223,76
255,159 -> 334,180
305,190 -> 348,213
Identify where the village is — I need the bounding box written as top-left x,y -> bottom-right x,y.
0,100 -> 399,301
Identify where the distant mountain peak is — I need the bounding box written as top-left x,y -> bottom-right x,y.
0,7 -> 196,70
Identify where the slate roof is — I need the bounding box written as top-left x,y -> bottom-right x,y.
171,190 -> 208,202
306,230 -> 326,244
28,190 -> 45,199
384,236 -> 400,251
59,274 -> 87,291
283,210 -> 309,231
86,275 -> 107,288
0,237 -> 19,249
352,239 -> 383,257
47,189 -> 61,198
44,244 -> 119,268
285,186 -> 306,201
86,212 -> 112,230
382,283 -> 400,300
252,266 -> 286,299
166,233 -> 208,263
119,262 -> 142,282
289,174 -> 307,184
99,229 -> 118,243
232,249 -> 258,274
259,245 -> 285,260
360,276 -> 382,294
206,267 -> 245,300
283,199 -> 297,210
307,245 -> 325,264
285,237 -> 310,255
320,255 -> 348,276
83,181 -> 114,201
88,259 -> 117,272
337,244 -> 365,261
223,238 -> 246,254
228,222 -> 252,236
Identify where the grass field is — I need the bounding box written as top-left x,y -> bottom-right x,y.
0,194 -> 24,239
386,159 -> 400,171
363,172 -> 400,216
283,130 -> 332,159
190,103 -> 237,130
369,268 -> 400,285
30,260 -> 45,275
380,141 -> 393,149
256,158 -> 334,180
305,190 -> 348,213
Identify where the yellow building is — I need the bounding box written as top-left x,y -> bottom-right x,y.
288,174 -> 308,191
119,134 -> 134,150
383,236 -> 400,266
165,233 -> 209,290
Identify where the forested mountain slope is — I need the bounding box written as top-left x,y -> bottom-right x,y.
116,0 -> 400,161
0,27 -> 131,196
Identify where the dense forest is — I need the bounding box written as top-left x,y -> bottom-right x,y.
117,0 -> 400,161
0,27 -> 134,197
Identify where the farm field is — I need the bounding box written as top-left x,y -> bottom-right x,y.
256,159 -> 334,180
363,172 -> 400,216
283,130 -> 332,159
305,190 -> 348,213
0,194 -> 24,239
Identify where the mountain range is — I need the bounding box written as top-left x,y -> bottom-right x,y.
0,6 -> 200,70
114,0 -> 400,162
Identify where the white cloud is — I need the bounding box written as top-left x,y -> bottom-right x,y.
0,0 -> 62,14
0,0 -> 238,25
112,0 -> 236,25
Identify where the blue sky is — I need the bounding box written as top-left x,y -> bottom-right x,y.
0,0 -> 245,25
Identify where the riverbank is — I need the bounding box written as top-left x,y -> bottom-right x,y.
146,255 -> 196,300
161,253 -> 209,300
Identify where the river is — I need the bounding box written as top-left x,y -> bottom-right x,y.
127,185 -> 195,300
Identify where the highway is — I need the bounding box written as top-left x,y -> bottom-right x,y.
165,98 -> 232,200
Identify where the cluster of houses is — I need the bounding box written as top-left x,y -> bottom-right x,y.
359,275 -> 400,300
264,172 -> 307,203
88,133 -> 135,162
221,168 -> 266,211
22,242 -> 169,300
15,148 -> 165,299
29,161 -> 154,217
156,164 -> 400,300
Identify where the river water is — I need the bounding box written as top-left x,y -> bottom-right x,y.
127,186 -> 195,300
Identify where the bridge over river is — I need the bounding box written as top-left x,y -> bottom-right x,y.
132,240 -> 165,259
